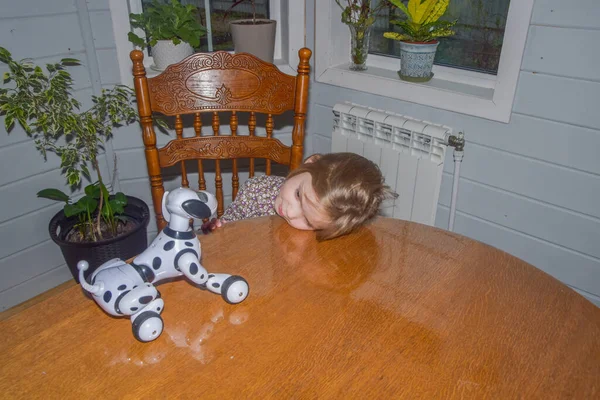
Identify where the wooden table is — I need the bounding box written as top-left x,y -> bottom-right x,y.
1,216 -> 599,398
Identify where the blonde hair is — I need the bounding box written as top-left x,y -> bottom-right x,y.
287,152 -> 397,240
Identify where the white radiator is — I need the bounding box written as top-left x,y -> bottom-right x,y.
332,103 -> 462,228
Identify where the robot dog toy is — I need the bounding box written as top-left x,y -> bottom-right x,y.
77,188 -> 249,342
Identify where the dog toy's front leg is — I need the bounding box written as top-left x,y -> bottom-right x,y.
204,273 -> 249,304
177,251 -> 209,285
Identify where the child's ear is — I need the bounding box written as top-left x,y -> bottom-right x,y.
304,154 -> 322,164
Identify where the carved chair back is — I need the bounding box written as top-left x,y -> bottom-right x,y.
130,48 -> 312,231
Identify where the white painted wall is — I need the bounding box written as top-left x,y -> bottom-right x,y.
307,0 -> 600,307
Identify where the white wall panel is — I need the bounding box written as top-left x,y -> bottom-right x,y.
523,26 -> 600,81
514,72 -> 600,130
531,0 -> 600,29
0,14 -> 84,59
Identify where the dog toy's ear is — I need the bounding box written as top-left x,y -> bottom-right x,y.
162,191 -> 170,223
197,190 -> 218,216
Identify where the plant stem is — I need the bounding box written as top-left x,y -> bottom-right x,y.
92,157 -> 104,240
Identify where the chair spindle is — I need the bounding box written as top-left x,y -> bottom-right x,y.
194,113 -> 206,191
175,114 -> 189,188
230,111 -> 239,200
266,113 -> 274,175
249,112 -> 256,178
212,112 -> 224,217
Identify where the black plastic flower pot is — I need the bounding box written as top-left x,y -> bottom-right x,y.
48,195 -> 150,283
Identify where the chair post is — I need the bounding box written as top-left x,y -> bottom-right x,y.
291,48 -> 312,170
130,50 -> 167,231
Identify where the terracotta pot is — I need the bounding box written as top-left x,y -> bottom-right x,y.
230,19 -> 277,63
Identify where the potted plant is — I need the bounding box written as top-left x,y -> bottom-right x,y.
225,0 -> 277,63
384,0 -> 456,82
0,47 -> 150,282
128,0 -> 207,71
335,0 -> 388,71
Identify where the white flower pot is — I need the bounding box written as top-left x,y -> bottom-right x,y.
398,41 -> 439,83
151,40 -> 194,71
230,19 -> 277,63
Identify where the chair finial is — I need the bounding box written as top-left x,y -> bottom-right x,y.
130,50 -> 146,76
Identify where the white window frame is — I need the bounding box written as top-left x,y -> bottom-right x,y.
108,0 -> 305,84
315,0 -> 535,123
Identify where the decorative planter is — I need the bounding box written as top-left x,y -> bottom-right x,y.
348,25 -> 372,71
230,19 -> 277,63
151,40 -> 194,71
398,40 -> 439,82
49,196 -> 150,282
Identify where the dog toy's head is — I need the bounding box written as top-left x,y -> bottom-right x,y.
162,188 -> 218,222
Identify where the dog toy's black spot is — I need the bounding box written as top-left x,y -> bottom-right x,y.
130,307 -> 138,312
163,241 -> 175,251
103,291 -> 112,303
173,249 -> 198,272
208,274 -> 215,278
152,257 -> 162,270
118,284 -> 126,291
190,263 -> 198,275
185,241 -> 194,247
200,274 -> 205,279
212,283 -> 220,289
139,296 -> 153,304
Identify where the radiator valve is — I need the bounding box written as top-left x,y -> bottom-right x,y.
447,132 -> 465,152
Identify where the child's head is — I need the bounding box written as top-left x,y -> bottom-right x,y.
274,152 -> 396,240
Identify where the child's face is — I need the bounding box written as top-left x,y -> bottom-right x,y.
274,172 -> 329,231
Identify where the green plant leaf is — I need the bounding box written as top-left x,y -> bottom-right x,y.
85,182 -> 101,198
64,202 -> 85,217
113,192 -> 128,207
109,199 -> 125,215
127,31 -> 146,48
77,196 -> 98,214
4,115 -> 14,131
60,58 -> 80,65
37,188 -> 70,202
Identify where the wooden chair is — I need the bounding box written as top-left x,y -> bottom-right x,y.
130,48 -> 312,231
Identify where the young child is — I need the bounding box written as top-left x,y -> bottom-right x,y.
201,152 -> 397,240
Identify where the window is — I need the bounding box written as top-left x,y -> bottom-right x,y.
108,0 -> 305,84
138,0 -> 270,53
315,0 -> 536,123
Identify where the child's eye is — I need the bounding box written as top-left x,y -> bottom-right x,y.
295,189 -> 300,199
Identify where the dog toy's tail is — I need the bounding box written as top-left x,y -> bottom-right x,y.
77,261 -> 103,294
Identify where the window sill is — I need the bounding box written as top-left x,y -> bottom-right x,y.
317,61 -> 500,120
